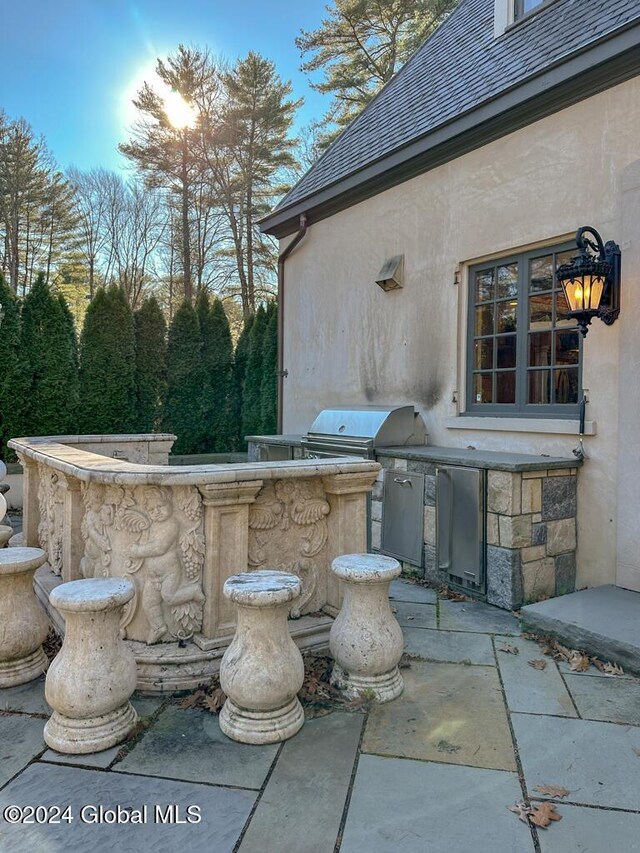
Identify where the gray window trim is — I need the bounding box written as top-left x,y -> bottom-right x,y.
465,242 -> 581,419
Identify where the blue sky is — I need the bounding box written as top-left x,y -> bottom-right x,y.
0,0 -> 328,172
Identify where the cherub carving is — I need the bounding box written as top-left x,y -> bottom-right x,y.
80,484 -> 113,579
123,486 -> 204,644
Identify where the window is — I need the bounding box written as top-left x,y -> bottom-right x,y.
514,0 -> 545,19
467,244 -> 582,416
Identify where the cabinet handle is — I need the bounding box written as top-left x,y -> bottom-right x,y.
393,477 -> 412,486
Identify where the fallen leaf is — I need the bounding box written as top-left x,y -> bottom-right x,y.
633,747 -> 640,758
534,784 -> 570,798
529,802 -> 562,828
568,651 -> 590,672
203,688 -> 226,714
528,659 -> 547,670
406,615 -> 415,621
499,644 -> 519,655
602,661 -> 625,676
507,802 -> 533,825
177,690 -> 205,709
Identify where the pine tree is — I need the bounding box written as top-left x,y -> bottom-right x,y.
260,302 -> 278,435
20,274 -> 79,437
0,274 -> 23,458
162,300 -> 206,454
79,285 -> 136,433
134,297 -> 167,432
234,313 -> 254,450
196,291 -> 235,453
241,304 -> 268,441
297,0 -> 458,143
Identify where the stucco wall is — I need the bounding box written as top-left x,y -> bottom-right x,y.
280,77 -> 640,592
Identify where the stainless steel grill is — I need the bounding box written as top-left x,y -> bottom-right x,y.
301,405 -> 426,459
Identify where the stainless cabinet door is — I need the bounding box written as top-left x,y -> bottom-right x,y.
381,470 -> 425,565
436,466 -> 485,585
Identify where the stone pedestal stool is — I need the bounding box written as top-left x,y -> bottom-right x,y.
0,547 -> 49,687
44,578 -> 138,754
330,553 -> 404,703
219,570 -> 305,745
0,481 -> 12,548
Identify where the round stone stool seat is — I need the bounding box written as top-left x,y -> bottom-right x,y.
219,570 -> 305,745
223,570 -> 302,607
50,577 -> 135,612
44,578 -> 138,754
330,553 -> 404,703
0,546 -> 47,574
331,553 -> 402,584
0,547 -> 49,687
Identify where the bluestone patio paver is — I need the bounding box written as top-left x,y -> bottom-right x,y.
340,754 -> 532,853
439,599 -> 521,635
0,761 -> 255,853
563,672 -> 640,725
363,661 -> 516,771
494,634 -> 577,717
536,802 -> 640,853
389,579 -> 437,604
512,712 -> 640,810
0,712 -> 45,786
41,743 -> 122,769
114,704 -> 278,789
403,627 -> 495,665
238,712 -> 363,853
392,601 -> 437,629
0,674 -> 51,715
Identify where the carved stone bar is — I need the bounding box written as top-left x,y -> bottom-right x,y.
9,436 -> 380,693
17,454 -> 41,548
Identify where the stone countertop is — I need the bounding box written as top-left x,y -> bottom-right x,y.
245,435 -> 303,447
377,445 -> 581,472
9,438 -> 379,486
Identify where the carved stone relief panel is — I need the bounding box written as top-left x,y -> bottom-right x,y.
81,483 -> 205,644
37,464 -> 66,576
248,478 -> 331,617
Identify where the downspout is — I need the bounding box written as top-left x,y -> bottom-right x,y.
276,214 -> 308,433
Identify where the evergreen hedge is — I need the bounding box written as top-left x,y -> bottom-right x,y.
234,312 -> 254,449
79,285 -> 136,433
20,274 -> 79,437
162,300 -> 207,454
197,291 -> 236,452
241,304 -> 268,442
0,275 -> 23,458
260,302 -> 278,435
134,296 -> 167,432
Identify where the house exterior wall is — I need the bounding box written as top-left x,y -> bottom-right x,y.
280,77 -> 640,592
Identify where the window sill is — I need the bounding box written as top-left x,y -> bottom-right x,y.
445,416 -> 596,436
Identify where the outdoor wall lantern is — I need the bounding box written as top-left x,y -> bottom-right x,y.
555,226 -> 621,337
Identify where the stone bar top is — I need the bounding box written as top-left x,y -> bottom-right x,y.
245,434 -> 303,447
9,437 -> 379,486
377,445 -> 581,472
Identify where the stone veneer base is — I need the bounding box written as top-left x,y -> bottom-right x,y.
44,702 -> 138,754
0,646 -> 48,688
35,566 -> 333,694
331,663 -> 403,703
219,696 -> 304,745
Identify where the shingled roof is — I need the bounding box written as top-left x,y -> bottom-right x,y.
262,0 -> 640,236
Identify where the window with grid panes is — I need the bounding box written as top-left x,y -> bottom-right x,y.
467,244 -> 581,416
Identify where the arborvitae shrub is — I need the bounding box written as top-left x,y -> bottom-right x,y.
233,312 -> 254,450
134,296 -> 167,432
197,291 -> 236,452
162,300 -> 206,454
0,275 -> 23,458
79,285 -> 136,433
20,274 -> 79,437
260,302 -> 277,435
241,304 -> 268,441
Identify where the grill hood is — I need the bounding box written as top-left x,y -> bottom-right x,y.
305,405 -> 426,447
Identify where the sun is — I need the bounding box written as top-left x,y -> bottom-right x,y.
121,61 -> 196,130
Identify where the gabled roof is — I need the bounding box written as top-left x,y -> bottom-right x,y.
262,0 -> 640,237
